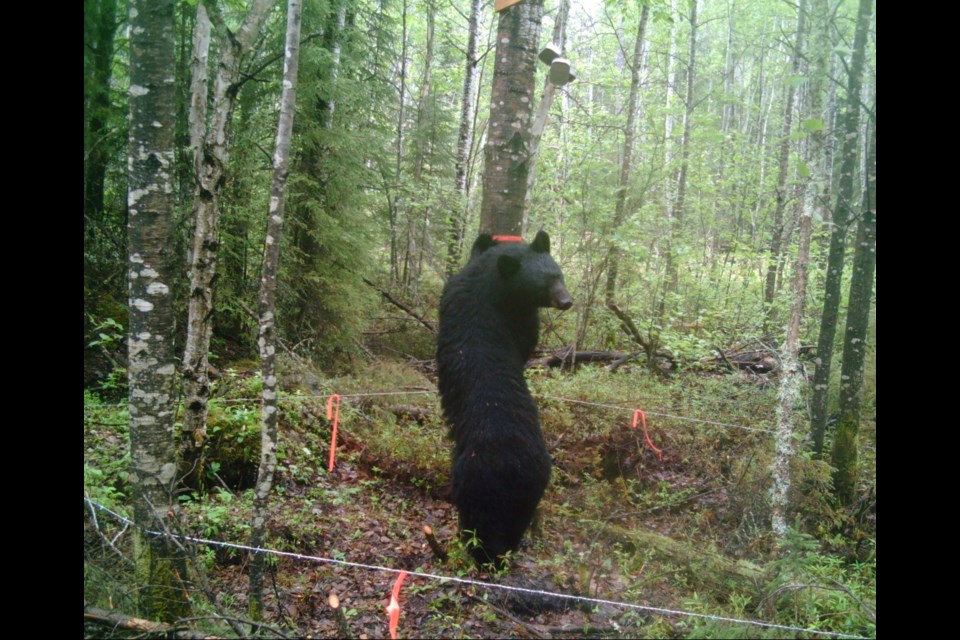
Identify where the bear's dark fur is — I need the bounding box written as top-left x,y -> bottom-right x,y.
437,230 -> 572,567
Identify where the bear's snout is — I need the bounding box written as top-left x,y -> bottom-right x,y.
550,283 -> 573,310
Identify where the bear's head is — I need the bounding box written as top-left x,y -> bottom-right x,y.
471,230 -> 573,311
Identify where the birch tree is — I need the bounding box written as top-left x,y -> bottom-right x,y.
249,0 -> 301,619
181,0 -> 275,472
770,0 -> 808,538
447,0 -> 482,272
126,0 -> 190,620
479,0 -> 544,237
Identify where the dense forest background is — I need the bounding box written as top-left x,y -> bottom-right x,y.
84,0 -> 876,637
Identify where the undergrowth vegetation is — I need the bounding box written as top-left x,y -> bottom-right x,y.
85,357 -> 875,638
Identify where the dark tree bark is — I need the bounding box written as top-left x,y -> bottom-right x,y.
810,0 -> 872,457
180,0 -> 275,474
83,0 -> 118,230
831,100 -> 876,505
479,0 -> 545,237
447,0 -> 482,273
604,1 -> 650,305
126,0 -> 190,620
249,0 -> 302,620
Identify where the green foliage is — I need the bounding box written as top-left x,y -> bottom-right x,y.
83,391 -> 130,511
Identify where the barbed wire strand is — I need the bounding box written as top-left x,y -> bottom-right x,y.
85,498 -> 868,639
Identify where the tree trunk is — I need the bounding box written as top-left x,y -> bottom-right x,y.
388,0 -> 409,284
249,0 -> 301,620
522,0 -> 570,226
661,0 -> 697,319
810,0 -> 872,457
831,100 -> 876,505
604,2 -> 649,305
83,0 -> 118,231
763,7 -> 802,334
321,0 -> 347,130
126,0 -> 190,621
403,0 -> 436,294
479,0 -> 544,237
447,0 -> 482,273
180,0 -> 275,474
770,0 -> 808,539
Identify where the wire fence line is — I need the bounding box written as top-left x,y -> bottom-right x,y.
85,498 -> 868,639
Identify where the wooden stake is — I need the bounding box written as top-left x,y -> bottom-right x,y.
329,592 -> 352,639
423,525 -> 448,562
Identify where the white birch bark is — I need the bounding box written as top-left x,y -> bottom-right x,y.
126,0 -> 189,619
771,0 -> 809,539
249,0 -> 301,619
446,0 -> 482,272
181,0 -> 275,460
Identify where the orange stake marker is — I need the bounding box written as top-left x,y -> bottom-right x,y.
327,394 -> 341,472
632,409 -> 663,461
386,570 -> 408,640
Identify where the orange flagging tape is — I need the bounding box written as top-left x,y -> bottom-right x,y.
491,234 -> 523,242
386,569 -> 408,640
327,394 -> 341,472
632,409 -> 663,461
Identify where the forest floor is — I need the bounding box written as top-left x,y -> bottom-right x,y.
84,356 -> 876,638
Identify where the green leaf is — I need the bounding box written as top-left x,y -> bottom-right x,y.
802,118 -> 824,132
788,75 -> 807,88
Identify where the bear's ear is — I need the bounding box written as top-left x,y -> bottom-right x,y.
498,254 -> 521,279
531,230 -> 551,254
471,234 -> 498,258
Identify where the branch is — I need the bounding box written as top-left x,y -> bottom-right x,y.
362,277 -> 436,335
237,31 -> 325,89
606,302 -> 649,348
83,607 -> 218,639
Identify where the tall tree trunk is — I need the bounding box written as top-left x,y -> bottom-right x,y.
413,4 -> 435,182
770,0 -> 808,539
831,101 -> 876,505
763,8 -> 803,334
447,0 -> 482,273
661,0 -> 698,319
84,0 -> 118,232
604,2 -> 649,305
126,0 -> 190,621
809,0 -> 872,457
389,0 -> 409,283
321,0 -> 347,130
721,0 -> 735,134
479,0 -> 544,236
403,0 -> 436,294
249,0 -> 301,620
522,0 -> 570,226
180,0 -> 275,475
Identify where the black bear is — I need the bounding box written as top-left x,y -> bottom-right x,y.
437,230 -> 572,567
